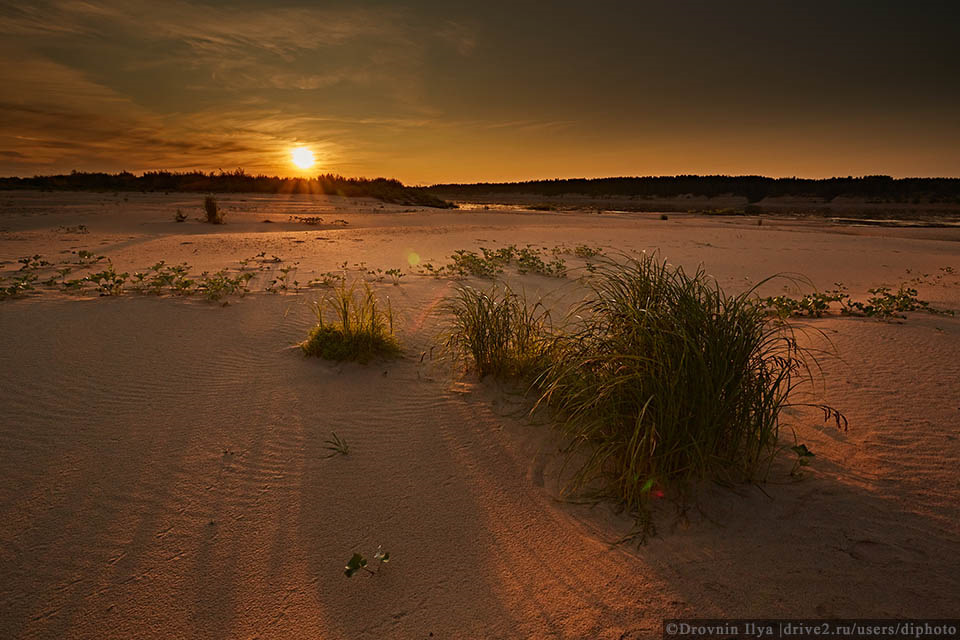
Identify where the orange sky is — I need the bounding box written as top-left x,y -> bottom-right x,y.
1,1 -> 958,184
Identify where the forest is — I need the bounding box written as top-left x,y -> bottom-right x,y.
426,175 -> 960,203
0,170 -> 455,208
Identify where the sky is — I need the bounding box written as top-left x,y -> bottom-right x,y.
1,0 -> 959,184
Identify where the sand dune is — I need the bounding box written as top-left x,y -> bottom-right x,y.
1,192 -> 959,638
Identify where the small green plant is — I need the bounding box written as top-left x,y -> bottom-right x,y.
323,432 -> 350,457
790,444 -> 815,477
73,250 -> 105,265
307,271 -> 346,288
196,270 -> 254,301
276,262 -> 300,291
344,545 -> 390,578
239,252 -> 278,271
572,244 -> 604,258
757,287 -> 849,318
842,285 -> 952,318
0,273 -> 38,299
18,254 -> 51,271
204,195 -> 224,224
43,266 -> 73,287
756,282 -> 953,320
136,261 -> 195,295
385,268 -> 405,285
301,281 -> 401,362
61,276 -> 88,293
291,215 -> 324,225
515,246 -> 566,277
422,245 -> 568,279
451,249 -> 503,278
57,224 -> 88,234
86,264 -> 129,296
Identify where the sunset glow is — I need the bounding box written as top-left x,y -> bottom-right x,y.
291,148 -> 315,170
0,3 -> 957,182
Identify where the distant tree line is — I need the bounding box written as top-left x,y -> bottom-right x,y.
426,175 -> 960,203
0,170 -> 455,208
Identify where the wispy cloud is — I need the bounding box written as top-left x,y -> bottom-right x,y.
0,48 -> 266,173
1,1 -> 398,50
0,0 -> 571,179
0,0 -> 492,175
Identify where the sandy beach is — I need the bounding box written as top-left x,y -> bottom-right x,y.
1,191 -> 959,639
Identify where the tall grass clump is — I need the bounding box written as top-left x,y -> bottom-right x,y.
204,195 -> 224,224
535,253 -> 823,517
302,281 -> 400,362
442,284 -> 551,378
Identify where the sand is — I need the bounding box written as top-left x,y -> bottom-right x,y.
1,191 -> 959,639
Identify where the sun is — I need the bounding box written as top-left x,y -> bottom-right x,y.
291,147 -> 315,170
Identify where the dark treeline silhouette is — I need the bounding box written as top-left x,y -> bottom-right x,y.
426,175 -> 960,203
0,169 -> 455,208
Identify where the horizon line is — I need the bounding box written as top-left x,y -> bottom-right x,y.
4,169 -> 960,187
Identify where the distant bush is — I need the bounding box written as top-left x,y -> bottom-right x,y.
204,196 -> 223,224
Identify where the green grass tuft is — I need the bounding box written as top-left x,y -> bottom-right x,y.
442,252 -> 842,534
535,254 -> 817,512
442,284 -> 551,378
302,281 -> 401,363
